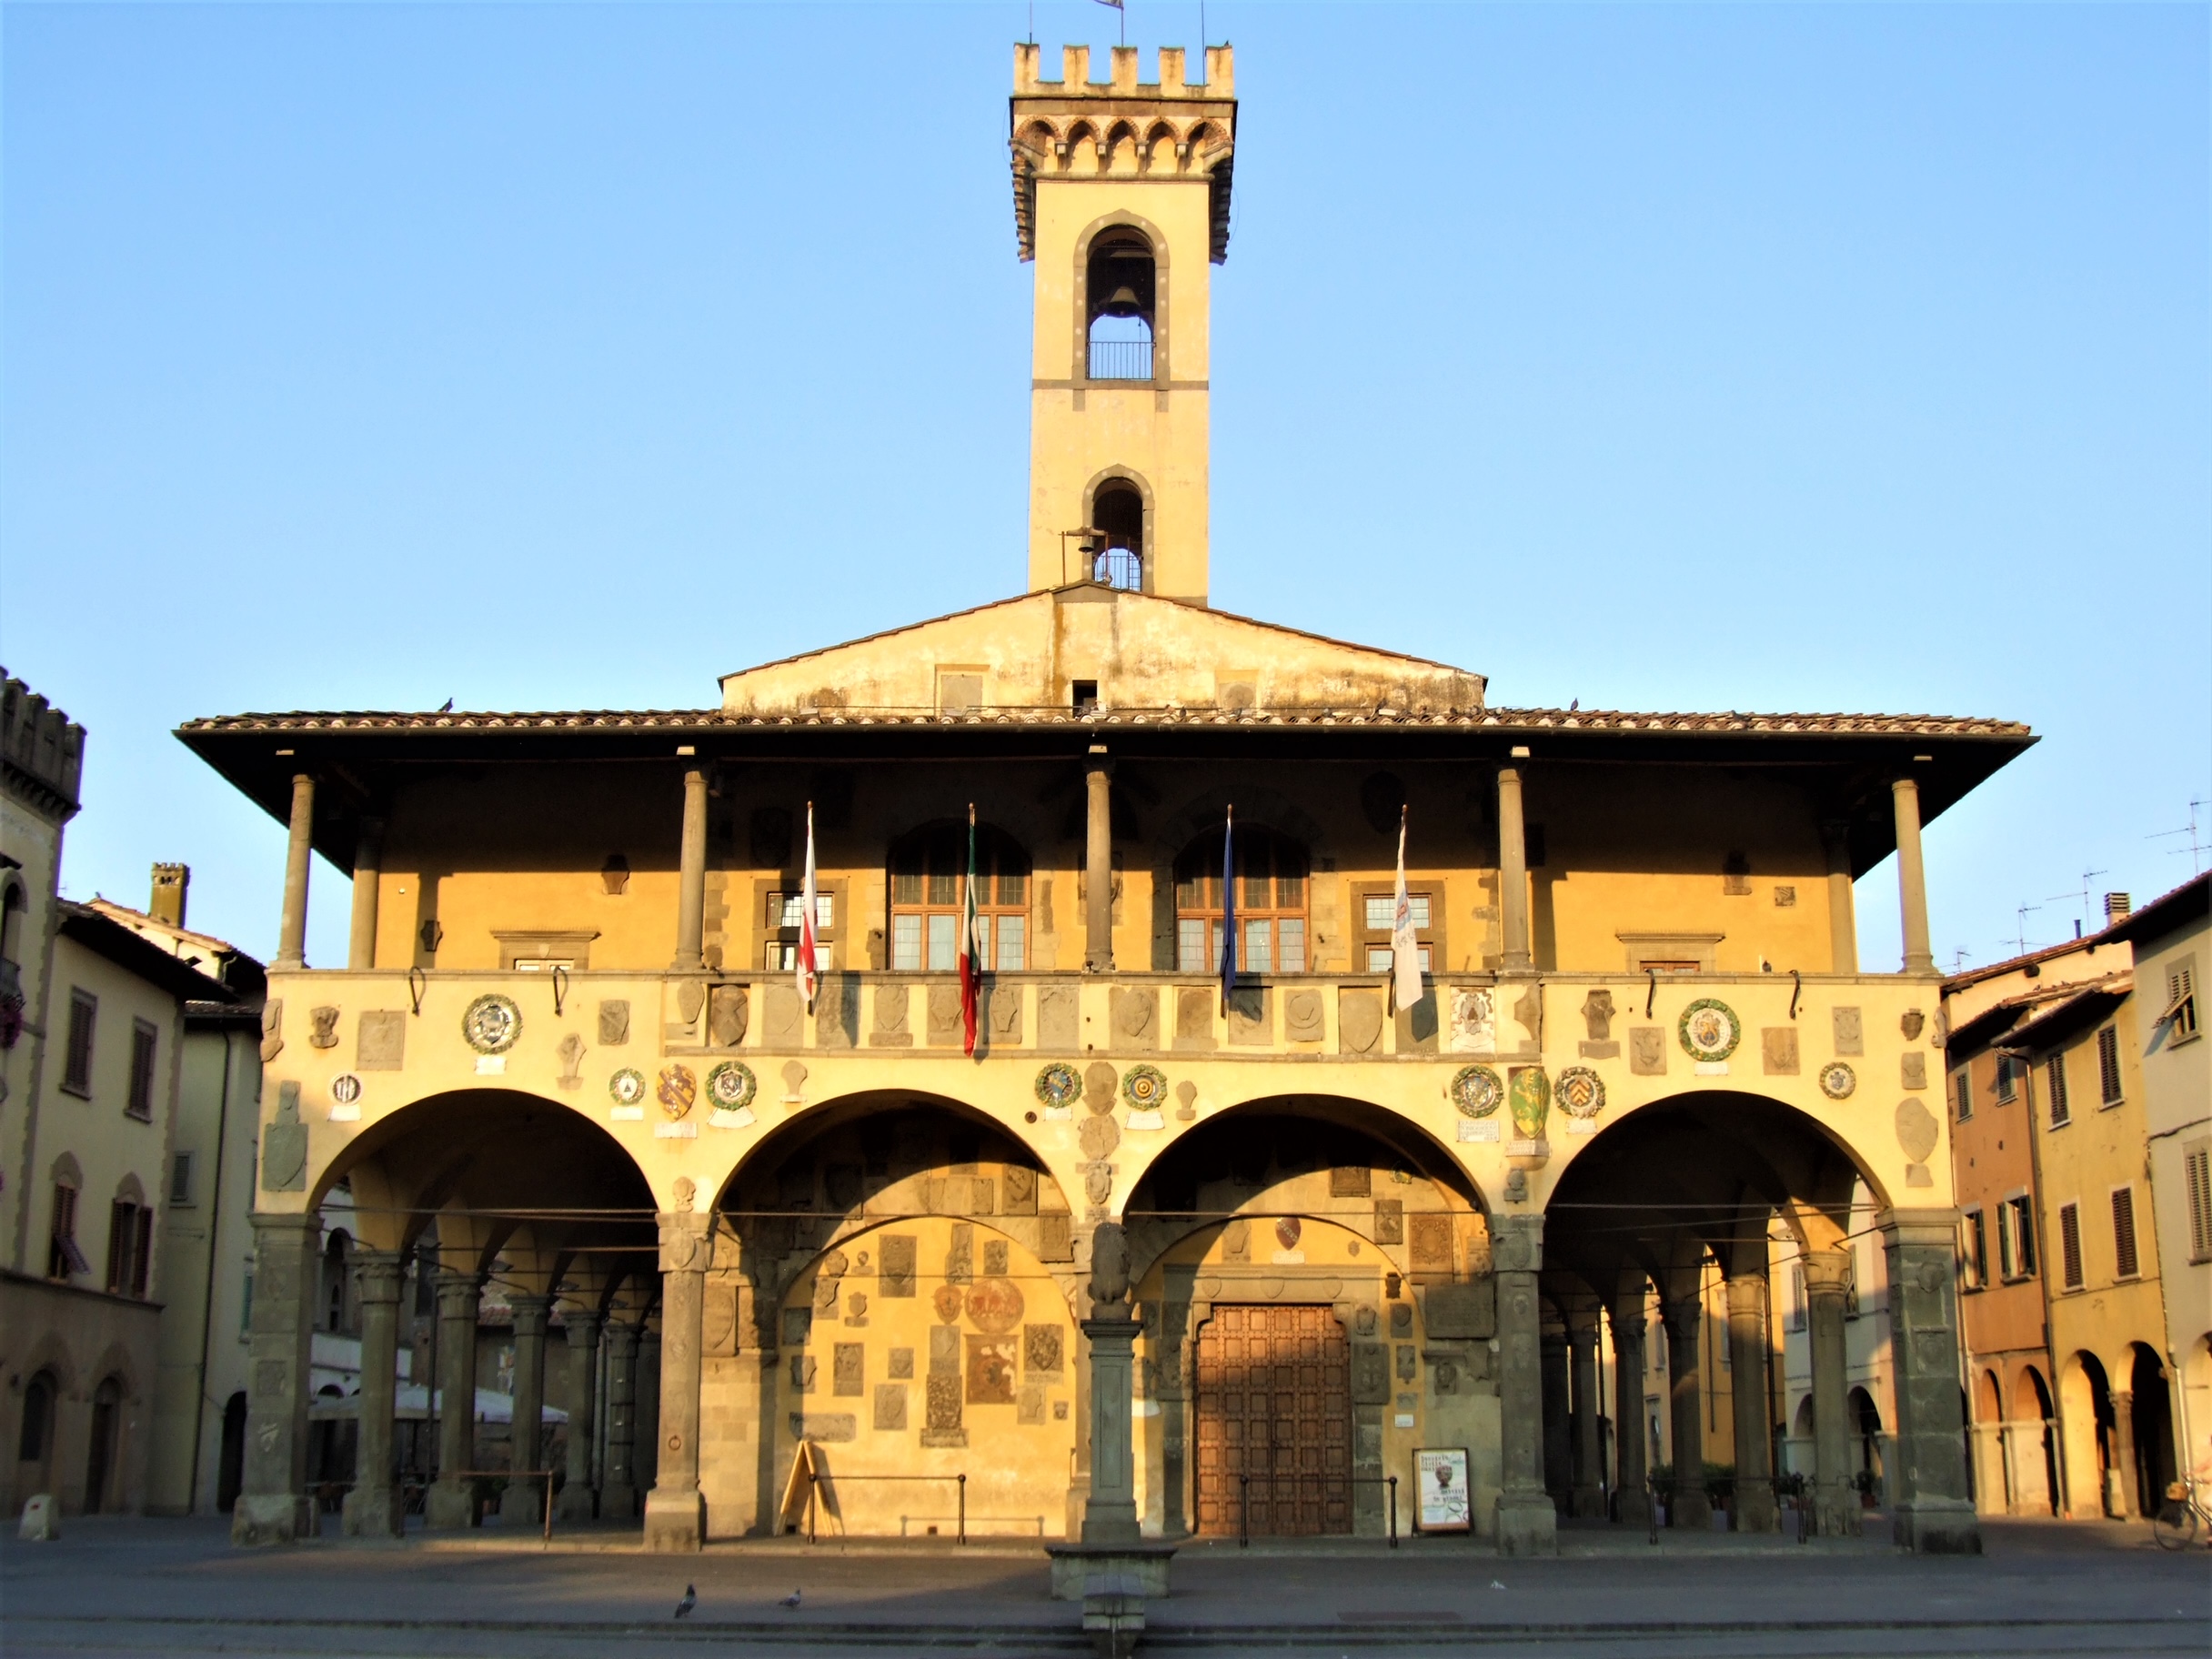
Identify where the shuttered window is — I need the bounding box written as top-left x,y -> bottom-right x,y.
2058,1202 -> 2084,1291
1953,1071 -> 1973,1121
126,1020 -> 158,1120
2046,1055 -> 2070,1125
62,990 -> 96,1096
2110,1187 -> 2139,1280
2186,1143 -> 2212,1263
2096,1027 -> 2123,1105
1959,1209 -> 1987,1290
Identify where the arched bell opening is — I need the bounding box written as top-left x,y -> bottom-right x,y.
1085,226 -> 1157,382
1121,1097 -> 1489,1542
707,1093 -> 1075,1539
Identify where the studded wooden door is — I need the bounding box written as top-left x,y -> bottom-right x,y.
1193,1304 -> 1351,1536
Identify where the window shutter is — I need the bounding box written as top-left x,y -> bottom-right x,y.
64,991 -> 96,1093
2186,1145 -> 2212,1262
2111,1188 -> 2139,1280
1954,1072 -> 1972,1121
2096,1027 -> 2123,1104
132,1208 -> 154,1297
106,1202 -> 129,1294
2058,1202 -> 2084,1291
128,1021 -> 158,1118
2046,1056 -> 2070,1125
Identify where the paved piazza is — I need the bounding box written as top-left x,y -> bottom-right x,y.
4,1516 -> 2205,1657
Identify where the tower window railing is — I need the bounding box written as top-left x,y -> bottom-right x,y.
1088,339 -> 1153,381
1092,548 -> 1143,590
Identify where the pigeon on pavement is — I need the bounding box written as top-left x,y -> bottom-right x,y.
780,1588 -> 804,1609
674,1585 -> 696,1619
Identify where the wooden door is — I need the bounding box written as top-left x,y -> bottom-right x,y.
1193,1304 -> 1351,1536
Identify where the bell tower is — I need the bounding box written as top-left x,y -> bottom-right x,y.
1011,42 -> 1236,607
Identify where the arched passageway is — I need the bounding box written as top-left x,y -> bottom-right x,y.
1121,1096 -> 1487,1540
243,1090 -> 660,1542
709,1094 -> 1080,1541
1541,1090 -> 1971,1550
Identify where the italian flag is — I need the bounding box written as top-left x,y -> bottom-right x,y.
959,806 -> 983,1055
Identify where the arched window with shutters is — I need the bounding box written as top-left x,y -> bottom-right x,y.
1174,826 -> 1309,974
889,823 -> 1031,972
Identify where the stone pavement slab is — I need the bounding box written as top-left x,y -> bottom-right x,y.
2,1516 -> 2205,1657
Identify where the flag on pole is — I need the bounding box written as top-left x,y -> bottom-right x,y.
1390,805 -> 1423,1013
797,801 -> 820,1012
1219,806 -> 1239,1012
959,804 -> 983,1056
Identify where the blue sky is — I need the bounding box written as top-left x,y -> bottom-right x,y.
4,2 -> 2206,972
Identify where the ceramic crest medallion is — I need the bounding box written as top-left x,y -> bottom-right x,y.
462,993 -> 522,1055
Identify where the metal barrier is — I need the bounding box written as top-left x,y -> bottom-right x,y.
1233,1471 -> 1398,1548
803,1468 -> 967,1546
1087,338 -> 1153,381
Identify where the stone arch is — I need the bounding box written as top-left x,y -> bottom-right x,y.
113,1171 -> 146,1206
705,1091 -> 1072,1539
48,1151 -> 83,1191
16,1331 -> 77,1403
309,1086 -> 658,1265
85,1338 -> 142,1404
1117,1096 -> 1489,1539
1080,465 -> 1154,591
2058,1348 -> 2116,1516
766,1213 -> 1080,1539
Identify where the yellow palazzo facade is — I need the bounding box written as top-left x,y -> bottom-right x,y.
186,43 -> 2027,1560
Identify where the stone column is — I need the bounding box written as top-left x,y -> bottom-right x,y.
1496,762 -> 1533,971
1879,1212 -> 1981,1551
274,773 -> 316,970
1726,1274 -> 1777,1532
1821,819 -> 1857,974
643,1211 -> 712,1552
672,768 -> 709,972
1891,776 -> 1935,975
2109,1391 -> 2139,1519
1084,749 -> 1113,972
1609,1298 -> 1651,1526
425,1271 -> 481,1531
1661,1299 -> 1712,1530
1493,1213 -> 1556,1554
1540,1331 -> 1572,1510
498,1295 -> 551,1526
1803,1250 -> 1858,1537
601,1321 -> 641,1519
342,1250 -> 404,1537
1080,1309 -> 1143,1543
347,817 -> 384,971
557,1312 -> 601,1521
230,1212 -> 322,1545
1568,1317 -> 1605,1519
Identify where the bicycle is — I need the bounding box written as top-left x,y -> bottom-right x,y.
2151,1476 -> 2209,1550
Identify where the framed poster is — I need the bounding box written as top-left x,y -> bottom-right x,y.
1413,1447 -> 1472,1533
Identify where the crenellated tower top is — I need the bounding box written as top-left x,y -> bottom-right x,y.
1010,43 -> 1237,265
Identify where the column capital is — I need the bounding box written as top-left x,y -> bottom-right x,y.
1724,1273 -> 1767,1315
247,1210 -> 325,1247
1875,1207 -> 1964,1249
1659,1296 -> 1703,1341
1801,1249 -> 1853,1296
561,1309 -> 604,1347
353,1247 -> 405,1305
508,1292 -> 553,1334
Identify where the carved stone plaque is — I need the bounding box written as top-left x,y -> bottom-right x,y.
1111,987 -> 1157,1051
1900,1051 -> 1927,1091
1409,1213 -> 1453,1277
1227,987 -> 1271,1045
308,1007 -> 340,1050
764,986 -> 802,1046
598,999 -> 630,1046
926,983 -> 962,1046
879,1235 -> 917,1298
1038,984 -> 1080,1049
1833,1007 -> 1864,1056
833,1342 -> 864,1396
1340,990 -> 1384,1055
1629,1027 -> 1667,1076
356,1010 -> 406,1071
1284,989 -> 1325,1043
1372,1199 -> 1403,1245
709,985 -> 749,1048
1176,988 -> 1215,1051
1024,1324 -> 1063,1375
873,1382 -> 907,1432
1762,1028 -> 1800,1075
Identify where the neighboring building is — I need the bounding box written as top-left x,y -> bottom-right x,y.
1943,889 -> 2193,1523
183,41 -> 2028,1559
2105,875 -> 2210,1503
91,873 -> 268,1516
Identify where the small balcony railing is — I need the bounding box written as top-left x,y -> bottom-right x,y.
1088,338 -> 1154,381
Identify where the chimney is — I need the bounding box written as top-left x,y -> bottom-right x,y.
2104,891 -> 2131,927
150,862 -> 190,929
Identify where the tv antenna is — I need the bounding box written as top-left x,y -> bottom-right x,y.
2149,798 -> 2207,876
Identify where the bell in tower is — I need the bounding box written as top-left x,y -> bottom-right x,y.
1010,42 -> 1236,606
